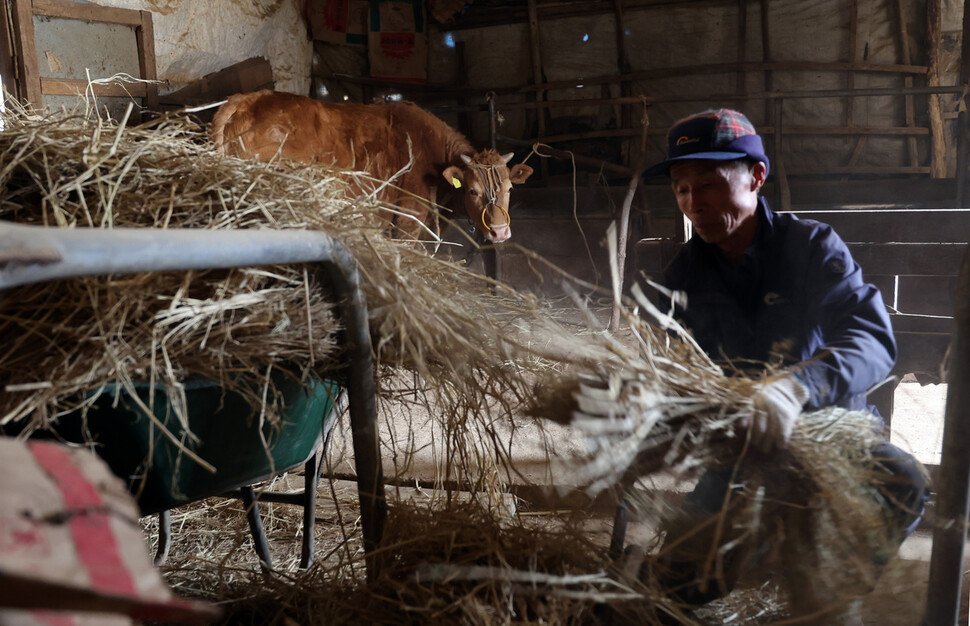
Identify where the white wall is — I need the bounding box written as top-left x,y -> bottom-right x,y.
89,0 -> 312,96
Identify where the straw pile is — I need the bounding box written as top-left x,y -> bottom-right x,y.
0,99 -> 923,624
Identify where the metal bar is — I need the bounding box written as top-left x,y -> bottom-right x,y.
0,223 -> 386,580
300,453 -> 318,569
240,486 -> 272,569
154,510 -> 171,567
923,242 -> 970,626
486,91 -> 498,151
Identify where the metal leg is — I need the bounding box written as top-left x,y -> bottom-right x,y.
609,498 -> 629,561
483,246 -> 500,282
300,452 -> 319,569
320,248 -> 386,582
154,510 -> 171,566
240,486 -> 272,570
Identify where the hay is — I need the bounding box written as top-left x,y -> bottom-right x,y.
0,100 -> 609,435
0,99 -> 926,624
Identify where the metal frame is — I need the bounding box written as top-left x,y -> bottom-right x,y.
0,222 -> 386,580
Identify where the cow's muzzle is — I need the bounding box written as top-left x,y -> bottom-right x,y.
481,205 -> 511,243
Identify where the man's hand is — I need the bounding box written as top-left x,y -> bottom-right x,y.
748,374 -> 811,453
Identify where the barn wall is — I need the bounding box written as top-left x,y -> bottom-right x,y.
88,0 -> 312,96
425,0 -> 964,183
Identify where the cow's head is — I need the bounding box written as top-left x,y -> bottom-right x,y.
442,150 -> 533,243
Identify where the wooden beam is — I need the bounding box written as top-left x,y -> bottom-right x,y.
0,4 -> 18,103
761,0 -> 772,99
897,276 -> 958,316
844,1 -> 866,176
328,70 -> 960,103
40,77 -> 149,97
787,209 -> 970,244
957,0 -> 970,204
516,124 -> 931,146
32,0 -> 144,25
509,61 -> 929,95
786,178 -> 958,208
136,10 -> 158,113
926,0 -> 947,178
613,0 -> 633,167
10,0 -> 41,108
815,165 -> 932,175
526,0 -> 547,181
774,99 -> 790,211
448,0 -> 741,31
736,0 -> 747,111
845,0 -> 858,127
848,242 -> 966,276
891,314 -> 954,334
893,0 -> 920,169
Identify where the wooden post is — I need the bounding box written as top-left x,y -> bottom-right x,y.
527,0 -> 548,182
893,0 -> 920,169
455,41 -> 471,139
613,0 -> 633,168
136,10 -> 158,116
760,0 -> 772,114
926,0 -> 947,179
843,0 -> 869,176
0,4 -> 18,103
774,98 -> 790,211
736,0 -> 747,111
845,0 -> 858,128
957,0 -> 970,205
923,243 -> 970,626
10,0 -> 41,108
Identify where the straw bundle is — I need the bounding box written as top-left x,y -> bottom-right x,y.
0,99 -> 924,624
0,100 -> 605,436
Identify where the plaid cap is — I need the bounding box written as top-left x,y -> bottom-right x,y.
643,108 -> 770,178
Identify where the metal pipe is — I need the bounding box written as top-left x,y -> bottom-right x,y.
0,222 -> 386,580
924,241 -> 970,625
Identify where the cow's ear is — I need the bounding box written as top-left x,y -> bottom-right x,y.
509,163 -> 534,184
442,165 -> 464,189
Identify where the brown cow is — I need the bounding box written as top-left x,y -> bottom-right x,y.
210,90 -> 533,242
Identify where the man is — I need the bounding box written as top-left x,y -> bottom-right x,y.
640,109 -> 928,616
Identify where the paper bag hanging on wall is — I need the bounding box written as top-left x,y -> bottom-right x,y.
308,0 -> 368,46
368,0 -> 427,83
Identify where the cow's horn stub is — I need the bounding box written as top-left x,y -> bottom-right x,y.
460,154 -> 472,164
501,152 -> 514,164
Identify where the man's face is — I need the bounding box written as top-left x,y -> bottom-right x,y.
669,159 -> 764,246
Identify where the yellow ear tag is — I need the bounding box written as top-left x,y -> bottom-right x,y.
451,177 -> 462,189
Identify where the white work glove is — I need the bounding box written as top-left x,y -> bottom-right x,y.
748,374 -> 811,453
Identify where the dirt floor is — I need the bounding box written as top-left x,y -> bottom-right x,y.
892,379 -> 947,466
144,377 -> 963,625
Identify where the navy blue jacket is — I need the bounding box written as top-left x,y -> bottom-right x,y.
663,198 -> 896,412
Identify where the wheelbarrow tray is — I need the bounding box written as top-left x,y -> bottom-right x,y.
76,373 -> 340,515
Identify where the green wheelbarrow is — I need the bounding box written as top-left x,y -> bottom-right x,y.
78,372 -> 342,570
0,223 -> 386,580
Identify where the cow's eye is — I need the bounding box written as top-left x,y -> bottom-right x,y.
469,188 -> 478,196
